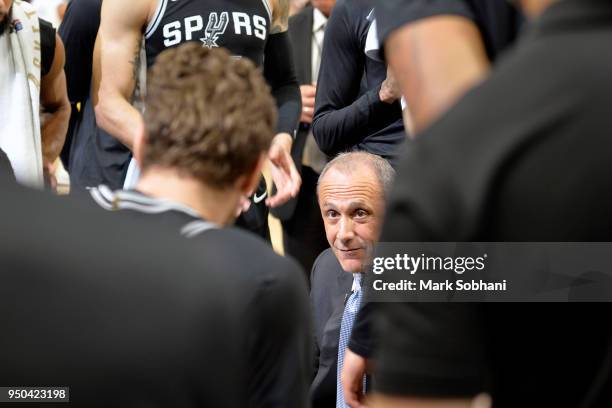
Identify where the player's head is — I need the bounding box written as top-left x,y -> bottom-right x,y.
0,0 -> 13,37
136,43 -> 277,196
317,152 -> 395,273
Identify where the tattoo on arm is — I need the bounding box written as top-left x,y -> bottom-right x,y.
270,0 -> 289,34
128,39 -> 142,84
128,39 -> 144,105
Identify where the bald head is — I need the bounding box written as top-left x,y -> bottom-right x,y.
318,152 -> 395,198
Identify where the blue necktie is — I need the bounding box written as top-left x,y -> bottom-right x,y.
337,273 -> 363,408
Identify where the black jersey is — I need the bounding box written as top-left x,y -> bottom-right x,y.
88,184 -> 312,408
145,0 -> 272,67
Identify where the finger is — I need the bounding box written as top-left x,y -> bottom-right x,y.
303,96 -> 316,107
304,85 -> 317,97
288,159 -> 301,197
266,166 -> 292,207
267,176 -> 292,207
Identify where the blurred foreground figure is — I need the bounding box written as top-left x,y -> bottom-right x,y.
0,180 -> 246,407
362,1 -> 612,407
89,43 -> 311,408
378,0 -> 523,134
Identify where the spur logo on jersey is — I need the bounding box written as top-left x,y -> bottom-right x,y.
163,12 -> 267,48
201,12 -> 229,48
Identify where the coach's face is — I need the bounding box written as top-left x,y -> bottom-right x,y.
318,167 -> 385,273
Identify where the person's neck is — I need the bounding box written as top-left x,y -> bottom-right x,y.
136,167 -> 240,226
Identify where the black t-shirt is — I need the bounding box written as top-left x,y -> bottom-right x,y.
40,18 -> 55,76
376,0 -> 523,62
58,0 -> 100,104
88,185 -> 312,408
373,0 -> 612,405
0,179 -> 247,407
311,0 -> 405,163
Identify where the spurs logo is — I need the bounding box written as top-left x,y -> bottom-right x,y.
200,12 -> 229,48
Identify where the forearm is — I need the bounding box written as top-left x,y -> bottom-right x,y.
95,95 -> 143,149
312,85 -> 401,156
41,102 -> 71,165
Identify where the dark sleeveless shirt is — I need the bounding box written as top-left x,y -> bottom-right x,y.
145,0 -> 272,67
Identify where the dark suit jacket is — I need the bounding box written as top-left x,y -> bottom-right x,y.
310,249 -> 353,407
273,5 -> 315,221
0,180 -> 246,407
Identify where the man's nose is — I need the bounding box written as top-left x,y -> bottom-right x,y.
337,216 -> 355,242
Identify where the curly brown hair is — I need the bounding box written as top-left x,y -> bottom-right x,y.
142,43 -> 277,188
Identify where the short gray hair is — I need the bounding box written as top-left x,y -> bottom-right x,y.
317,152 -> 396,197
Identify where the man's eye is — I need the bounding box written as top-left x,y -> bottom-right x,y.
355,209 -> 368,218
326,210 -> 339,218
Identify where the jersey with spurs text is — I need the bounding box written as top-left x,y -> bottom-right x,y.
145,0 -> 272,67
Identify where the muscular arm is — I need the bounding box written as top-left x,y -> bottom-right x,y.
385,16 -> 490,134
40,34 -> 70,169
93,0 -> 151,149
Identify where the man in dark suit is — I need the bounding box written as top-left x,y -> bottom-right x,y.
310,152 -> 394,408
273,0 -> 336,275
0,179 -> 245,407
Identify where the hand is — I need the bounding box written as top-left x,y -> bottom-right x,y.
300,83 -> 317,124
379,67 -> 402,104
266,133 -> 301,208
43,160 -> 57,193
342,348 -> 369,408
235,195 -> 252,217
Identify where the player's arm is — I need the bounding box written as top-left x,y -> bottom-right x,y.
385,16 -> 490,134
93,0 -> 150,149
265,0 -> 302,208
40,33 -> 70,174
311,2 -> 402,157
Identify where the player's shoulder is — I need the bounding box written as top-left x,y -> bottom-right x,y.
196,226 -> 303,281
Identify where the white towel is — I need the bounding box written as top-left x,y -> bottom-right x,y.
0,0 -> 44,189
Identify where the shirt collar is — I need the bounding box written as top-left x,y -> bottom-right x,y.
313,7 -> 327,33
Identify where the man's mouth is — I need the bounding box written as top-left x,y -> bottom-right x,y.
337,248 -> 362,256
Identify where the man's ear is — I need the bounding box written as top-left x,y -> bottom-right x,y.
133,125 -> 147,167
237,153 -> 266,196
